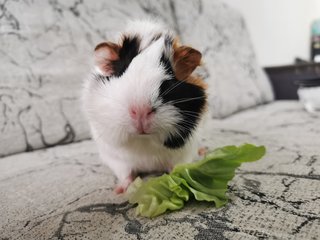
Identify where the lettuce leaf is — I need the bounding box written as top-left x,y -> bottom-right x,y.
127,144 -> 266,218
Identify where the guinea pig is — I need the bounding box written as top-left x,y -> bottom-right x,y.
83,20 -> 208,194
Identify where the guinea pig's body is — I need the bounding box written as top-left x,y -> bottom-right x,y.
83,20 -> 208,193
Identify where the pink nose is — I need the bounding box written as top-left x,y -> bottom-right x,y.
129,105 -> 154,134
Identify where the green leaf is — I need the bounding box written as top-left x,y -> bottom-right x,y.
127,143 -> 266,218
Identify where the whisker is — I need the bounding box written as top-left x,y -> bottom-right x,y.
179,110 -> 204,115
82,85 -> 127,109
159,79 -> 185,98
175,122 -> 195,131
170,96 -> 206,104
170,128 -> 186,143
153,123 -> 170,136
179,112 -> 202,119
177,122 -> 196,129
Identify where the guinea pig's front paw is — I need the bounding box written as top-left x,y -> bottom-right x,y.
198,146 -> 209,157
166,162 -> 174,174
114,174 -> 134,194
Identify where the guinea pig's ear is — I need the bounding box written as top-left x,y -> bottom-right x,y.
94,42 -> 120,76
173,46 -> 202,81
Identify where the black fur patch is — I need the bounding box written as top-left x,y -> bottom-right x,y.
151,33 -> 162,43
111,36 -> 140,77
160,53 -> 174,76
159,55 -> 206,149
164,35 -> 173,49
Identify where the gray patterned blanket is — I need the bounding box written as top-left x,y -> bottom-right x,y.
1,101 -> 319,240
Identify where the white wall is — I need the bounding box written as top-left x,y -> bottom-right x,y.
222,0 -> 320,67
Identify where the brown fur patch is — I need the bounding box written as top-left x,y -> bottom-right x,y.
94,42 -> 120,54
173,46 -> 201,80
173,38 -> 207,91
185,75 -> 208,90
94,42 -> 120,76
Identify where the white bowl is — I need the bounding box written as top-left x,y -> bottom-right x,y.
298,86 -> 320,113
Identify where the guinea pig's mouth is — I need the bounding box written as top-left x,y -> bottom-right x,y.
134,125 -> 154,136
129,131 -> 153,137
137,131 -> 152,136
140,132 -> 150,135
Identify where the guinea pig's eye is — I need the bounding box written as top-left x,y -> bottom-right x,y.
151,107 -> 157,113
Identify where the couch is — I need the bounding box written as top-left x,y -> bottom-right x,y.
1,0 -> 319,239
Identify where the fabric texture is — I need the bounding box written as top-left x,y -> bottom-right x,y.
1,101 -> 319,239
1,1 -> 315,239
0,0 -> 273,157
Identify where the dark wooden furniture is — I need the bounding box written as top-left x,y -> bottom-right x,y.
264,63 -> 320,100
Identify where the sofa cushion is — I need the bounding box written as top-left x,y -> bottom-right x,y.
0,0 -> 273,156
174,0 -> 274,118
1,101 -> 319,239
0,0 -> 176,157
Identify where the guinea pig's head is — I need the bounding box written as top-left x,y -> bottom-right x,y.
84,33 -> 207,149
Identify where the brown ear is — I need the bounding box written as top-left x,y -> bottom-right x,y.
94,42 -> 120,76
173,46 -> 202,80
